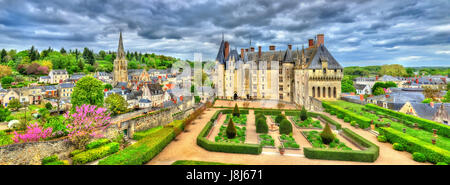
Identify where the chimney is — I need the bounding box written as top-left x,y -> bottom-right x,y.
245,48 -> 249,52
288,44 -> 292,50
269,45 -> 275,51
430,102 -> 434,108
250,47 -> 255,52
308,39 -> 314,48
240,48 -> 244,59
376,75 -> 379,81
224,41 -> 229,59
258,46 -> 262,58
316,34 -> 324,46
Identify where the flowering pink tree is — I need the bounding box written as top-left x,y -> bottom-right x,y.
64,104 -> 112,149
12,123 -> 53,143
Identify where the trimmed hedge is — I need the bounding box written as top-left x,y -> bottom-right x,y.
72,142 -> 120,165
366,104 -> 450,138
323,101 -> 372,129
98,120 -> 184,165
254,110 -> 282,116
220,109 -> 249,115
41,154 -> 58,165
306,111 -> 342,130
304,128 -> 379,162
133,126 -> 163,140
44,160 -> 69,165
197,120 -> 262,154
86,138 -> 110,150
413,152 -> 426,162
379,127 -> 450,164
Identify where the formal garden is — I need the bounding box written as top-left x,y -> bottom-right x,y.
323,100 -> 450,164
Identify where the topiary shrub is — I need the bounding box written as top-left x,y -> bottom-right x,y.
412,152 -> 426,162
350,121 -> 357,127
279,119 -> 292,135
436,162 -> 448,165
377,135 -> 387,143
337,113 -> 344,119
300,106 -> 307,121
256,118 -> 268,134
275,114 -> 286,124
344,117 -> 351,123
233,104 -> 240,117
393,143 -> 405,151
330,111 -> 336,115
320,123 -> 335,145
226,118 -> 237,138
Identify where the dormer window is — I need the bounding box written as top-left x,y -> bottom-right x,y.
323,69 -> 326,74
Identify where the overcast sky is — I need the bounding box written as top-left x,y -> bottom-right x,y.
0,0 -> 449,67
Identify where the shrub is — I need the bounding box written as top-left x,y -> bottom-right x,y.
412,152 -> 426,162
275,114 -> 286,124
337,113 -> 344,119
85,138 -> 110,150
279,119 -> 292,135
344,117 -> 351,123
350,121 -> 357,127
41,154 -> 59,165
436,162 -> 448,165
73,142 -> 120,165
226,118 -> 237,138
256,118 -> 268,134
330,111 -> 336,115
133,126 -> 163,140
320,123 -> 335,144
70,149 -> 83,157
233,104 -> 240,117
44,160 -> 69,165
393,143 -> 405,151
300,106 -> 307,121
377,135 -> 387,142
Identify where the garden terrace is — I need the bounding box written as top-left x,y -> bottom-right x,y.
223,114 -> 247,126
214,125 -> 246,143
323,100 -> 450,164
302,131 -> 351,150
291,117 -> 323,129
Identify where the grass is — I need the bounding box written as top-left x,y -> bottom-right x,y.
133,126 -> 163,140
303,131 -> 352,150
214,125 -> 246,143
223,114 -> 247,126
171,160 -> 240,165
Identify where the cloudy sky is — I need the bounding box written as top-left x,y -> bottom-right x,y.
0,0 -> 449,67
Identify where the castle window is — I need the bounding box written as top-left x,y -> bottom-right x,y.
333,87 -> 337,98
328,87 -> 331,98
312,87 -> 315,97
323,87 -> 326,97
323,69 -> 326,74
334,69 -> 337,73
317,87 -> 320,98
313,69 -> 316,73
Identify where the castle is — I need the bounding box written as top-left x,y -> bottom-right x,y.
214,34 -> 343,109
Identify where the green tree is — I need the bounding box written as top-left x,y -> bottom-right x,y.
300,106 -> 307,121
0,104 -> 11,121
275,114 -> 286,124
71,76 -> 104,107
233,103 -> 240,117
320,123 -> 335,144
371,81 -> 396,95
373,87 -> 385,96
226,118 -> 237,139
279,119 -> 292,135
256,117 -> 268,134
105,93 -> 128,115
45,102 -> 53,110
341,77 -> 356,93
103,83 -> 113,90
443,91 -> 450,103
1,76 -> 14,87
379,64 -> 407,77
7,99 -> 22,111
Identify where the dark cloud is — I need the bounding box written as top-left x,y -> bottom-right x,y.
0,0 -> 448,66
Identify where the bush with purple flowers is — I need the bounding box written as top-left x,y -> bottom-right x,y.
12,123 -> 53,143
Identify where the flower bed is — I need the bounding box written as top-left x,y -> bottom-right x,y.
291,116 -> 322,129
223,114 -> 247,126
302,131 -> 351,150
258,134 -> 275,148
214,125 -> 246,143
279,134 -> 300,149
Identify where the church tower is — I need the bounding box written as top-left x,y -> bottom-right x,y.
114,31 -> 128,84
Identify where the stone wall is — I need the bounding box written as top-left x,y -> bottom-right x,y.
0,138 -> 74,165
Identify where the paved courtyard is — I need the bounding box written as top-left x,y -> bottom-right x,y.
147,103 -> 428,165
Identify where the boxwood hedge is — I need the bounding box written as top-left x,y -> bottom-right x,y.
366,104 -> 450,138
322,101 -> 372,129
72,142 -> 120,165
379,127 -> 450,164
85,138 -> 111,150
197,119 -> 262,155
304,128 -> 379,162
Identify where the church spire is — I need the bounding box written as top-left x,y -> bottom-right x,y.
117,31 -> 125,59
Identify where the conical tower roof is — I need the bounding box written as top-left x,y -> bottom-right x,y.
117,31 -> 125,60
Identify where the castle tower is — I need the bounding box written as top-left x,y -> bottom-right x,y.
114,31 -> 128,84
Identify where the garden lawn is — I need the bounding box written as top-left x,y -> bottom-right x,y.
303,131 -> 352,150
214,125 -> 246,143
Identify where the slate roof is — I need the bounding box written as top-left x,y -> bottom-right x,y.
367,90 -> 425,103
139,98 -> 151,103
410,103 -> 440,120
50,69 -> 68,75
216,39 -> 226,65
40,76 -> 50,79
379,75 -> 399,81
59,83 -> 74,89
354,84 -> 367,91
306,45 -> 343,69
